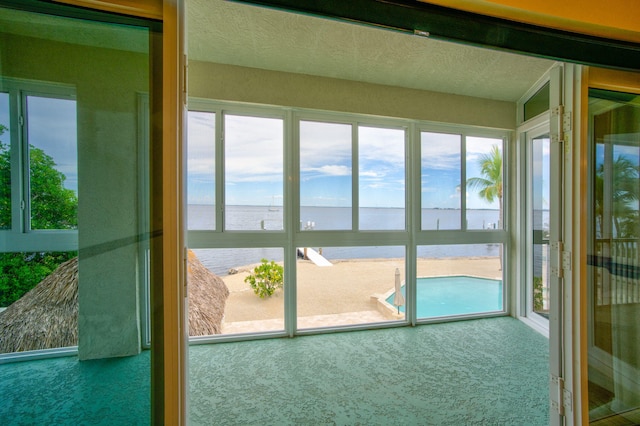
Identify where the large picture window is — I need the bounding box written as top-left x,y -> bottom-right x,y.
1,81 -> 78,237
187,101 -> 507,338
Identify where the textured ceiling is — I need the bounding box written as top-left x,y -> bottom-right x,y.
0,8 -> 148,54
187,0 -> 555,102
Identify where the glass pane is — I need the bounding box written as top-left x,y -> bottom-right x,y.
297,246 -> 405,328
416,244 -> 503,319
0,92 -> 9,230
421,132 -> 461,230
532,134 -> 550,318
466,136 -> 503,230
0,5 -> 154,423
27,96 -> 77,230
358,126 -> 405,230
300,120 -> 352,230
225,114 -> 283,231
191,247 -> 285,335
187,110 -> 216,230
524,82 -> 550,122
588,89 -> 640,423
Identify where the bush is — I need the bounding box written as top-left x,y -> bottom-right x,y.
244,259 -> 284,298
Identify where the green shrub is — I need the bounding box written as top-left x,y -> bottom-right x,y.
244,259 -> 284,298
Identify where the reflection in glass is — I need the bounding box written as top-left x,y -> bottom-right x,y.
466,137 -> 503,230
297,246 -> 405,328
524,82 -> 550,122
300,120 -> 352,230
27,96 -> 78,230
225,115 -> 283,231
191,247 -> 285,335
532,135 -> 550,318
0,4 -> 153,423
187,111 -> 216,230
416,244 -> 503,319
421,132 -> 461,230
588,89 -> 640,423
0,92 -> 10,230
358,126 -> 405,230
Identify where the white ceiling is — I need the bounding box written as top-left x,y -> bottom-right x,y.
187,0 -> 556,102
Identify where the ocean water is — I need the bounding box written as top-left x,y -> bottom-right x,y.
188,205 -> 548,275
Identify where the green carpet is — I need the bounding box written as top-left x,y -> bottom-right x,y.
0,317 -> 549,425
0,351 -> 150,425
189,317 -> 549,425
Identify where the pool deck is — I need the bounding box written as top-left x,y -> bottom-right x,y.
216,256 -> 501,334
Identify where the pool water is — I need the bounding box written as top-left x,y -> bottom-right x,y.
386,276 -> 503,318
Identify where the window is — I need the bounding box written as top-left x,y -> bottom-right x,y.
27,95 -> 78,231
187,110 -> 216,231
1,81 -> 78,238
421,132 -> 461,230
0,82 -> 79,312
421,132 -> 504,231
299,120 -> 352,230
466,137 -> 504,230
225,114 -> 284,231
186,101 -> 508,338
0,92 -> 10,230
524,82 -> 550,122
359,125 -> 405,231
531,133 -> 550,319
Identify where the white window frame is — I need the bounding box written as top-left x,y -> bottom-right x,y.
186,98 -> 511,342
0,77 -> 78,253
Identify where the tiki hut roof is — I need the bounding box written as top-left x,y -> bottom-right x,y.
0,251 -> 229,353
0,257 -> 78,353
187,250 -> 230,336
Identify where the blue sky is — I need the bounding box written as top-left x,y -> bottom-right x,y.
1,98 -> 516,212
422,133 -> 505,210
186,112 -> 511,209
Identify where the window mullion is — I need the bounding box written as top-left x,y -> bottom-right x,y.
407,122 -> 419,326
352,123 -> 358,231
461,134 -> 467,231
284,109 -> 296,336
19,91 -> 30,233
7,88 -> 22,234
216,110 -> 224,232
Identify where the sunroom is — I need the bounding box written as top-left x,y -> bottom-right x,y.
0,0 -> 639,424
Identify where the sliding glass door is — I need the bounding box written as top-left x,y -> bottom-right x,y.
0,2 -> 165,423
587,84 -> 640,424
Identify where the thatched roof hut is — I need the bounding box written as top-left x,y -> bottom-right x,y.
187,249 -> 229,336
0,251 -> 229,353
0,257 -> 78,353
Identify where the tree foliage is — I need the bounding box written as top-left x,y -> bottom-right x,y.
467,145 -> 503,269
466,145 -> 503,209
0,125 -> 77,307
594,155 -> 639,238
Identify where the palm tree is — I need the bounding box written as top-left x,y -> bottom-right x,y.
467,145 -> 503,226
594,154 -> 639,238
467,145 -> 503,269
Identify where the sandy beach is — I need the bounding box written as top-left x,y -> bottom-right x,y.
219,256 -> 501,332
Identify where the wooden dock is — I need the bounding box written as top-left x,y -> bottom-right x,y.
299,248 -> 332,267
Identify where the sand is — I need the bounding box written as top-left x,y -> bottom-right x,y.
221,257 -> 501,324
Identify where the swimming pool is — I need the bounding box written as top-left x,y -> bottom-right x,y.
386,275 -> 503,318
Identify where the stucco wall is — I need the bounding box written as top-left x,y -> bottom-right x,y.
189,61 -> 516,130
